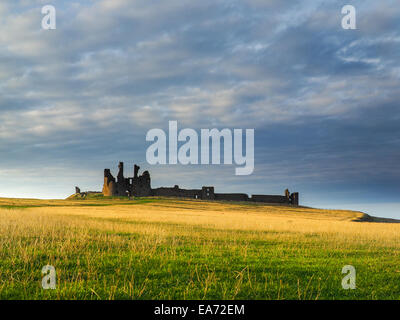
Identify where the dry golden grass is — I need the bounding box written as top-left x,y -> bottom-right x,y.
0,197 -> 399,299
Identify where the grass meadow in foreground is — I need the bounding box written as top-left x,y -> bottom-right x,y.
0,196 -> 399,300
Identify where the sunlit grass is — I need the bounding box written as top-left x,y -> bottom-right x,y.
0,196 -> 399,300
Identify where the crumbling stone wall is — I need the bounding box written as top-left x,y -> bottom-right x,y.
214,193 -> 249,201
251,194 -> 288,203
100,161 -> 300,205
201,187 -> 215,200
152,185 -> 202,199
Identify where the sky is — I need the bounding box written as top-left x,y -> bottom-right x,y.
0,0 -> 399,218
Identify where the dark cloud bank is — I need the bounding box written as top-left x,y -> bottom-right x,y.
0,0 -> 399,218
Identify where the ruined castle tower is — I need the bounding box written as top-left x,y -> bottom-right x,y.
116,162 -> 129,196
102,169 -> 116,196
102,162 -> 152,197
131,168 -> 151,196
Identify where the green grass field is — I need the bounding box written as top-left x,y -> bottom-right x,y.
0,195 -> 399,300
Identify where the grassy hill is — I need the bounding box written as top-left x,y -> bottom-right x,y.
0,196 -> 399,299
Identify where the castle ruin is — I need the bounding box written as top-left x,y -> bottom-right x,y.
100,162 -> 299,205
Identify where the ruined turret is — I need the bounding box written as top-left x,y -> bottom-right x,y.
285,189 -> 290,200
131,167 -> 151,196
115,162 -> 128,195
290,192 -> 299,206
102,162 -> 152,197
102,169 -> 116,196
117,162 -> 124,183
134,164 -> 140,178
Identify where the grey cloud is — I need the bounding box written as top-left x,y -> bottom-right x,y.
0,0 -> 399,217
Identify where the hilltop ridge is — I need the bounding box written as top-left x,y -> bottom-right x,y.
0,194 -> 393,223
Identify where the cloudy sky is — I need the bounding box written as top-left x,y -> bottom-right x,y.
0,0 -> 399,218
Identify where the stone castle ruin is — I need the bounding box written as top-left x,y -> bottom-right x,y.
99,162 -> 299,205
103,162 -> 151,197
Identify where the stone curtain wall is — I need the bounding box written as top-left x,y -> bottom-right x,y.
100,162 -> 299,205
